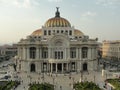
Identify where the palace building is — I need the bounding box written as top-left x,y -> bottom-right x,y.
17,8 -> 98,73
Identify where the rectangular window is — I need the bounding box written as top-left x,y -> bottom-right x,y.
61,51 -> 63,59
57,30 -> 59,33
61,30 -> 64,33
48,30 -> 51,35
44,30 -> 47,35
82,47 -> 88,58
54,51 -> 63,59
58,51 -> 60,59
69,30 -> 72,35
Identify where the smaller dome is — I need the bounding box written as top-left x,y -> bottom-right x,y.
31,29 -> 42,36
74,29 -> 84,36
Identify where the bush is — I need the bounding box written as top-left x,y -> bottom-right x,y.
0,81 -> 20,90
107,79 -> 120,90
29,83 -> 54,90
73,81 -> 102,90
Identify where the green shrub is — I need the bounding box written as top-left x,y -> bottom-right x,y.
73,81 -> 102,90
29,83 -> 54,90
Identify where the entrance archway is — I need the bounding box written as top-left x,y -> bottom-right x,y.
30,63 -> 36,72
83,63 -> 87,71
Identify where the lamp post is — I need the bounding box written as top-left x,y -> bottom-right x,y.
53,77 -> 55,85
79,70 -> 83,82
94,75 -> 95,83
27,75 -> 32,84
41,73 -> 44,83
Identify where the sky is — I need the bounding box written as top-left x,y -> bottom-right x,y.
0,0 -> 120,45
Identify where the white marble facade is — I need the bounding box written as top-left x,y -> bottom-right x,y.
17,8 -> 98,73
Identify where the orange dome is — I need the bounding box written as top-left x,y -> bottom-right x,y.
31,29 -> 42,36
74,29 -> 84,36
44,17 -> 71,27
44,7 -> 71,27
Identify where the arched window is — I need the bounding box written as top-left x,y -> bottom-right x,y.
82,47 -> 88,58
42,47 -> 48,59
29,47 -> 36,59
70,47 -> 76,58
30,63 -> 36,72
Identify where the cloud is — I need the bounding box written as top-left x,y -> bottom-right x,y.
81,11 -> 97,17
80,11 -> 97,24
48,0 -> 62,2
13,0 -> 31,8
0,0 -> 40,8
96,0 -> 120,6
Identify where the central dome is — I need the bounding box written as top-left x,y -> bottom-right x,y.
44,7 -> 71,27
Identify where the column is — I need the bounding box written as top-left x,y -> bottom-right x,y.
92,48 -> 94,59
51,48 -> 53,58
56,63 -> 57,73
75,62 -> 76,71
95,48 -> 97,59
39,48 -> 41,59
41,62 -> 43,72
23,47 -> 26,60
66,48 -> 68,59
51,63 -> 53,73
76,47 -> 78,59
48,48 -> 51,59
77,61 -> 80,72
68,47 -> 70,59
39,62 -> 41,73
88,48 -> 91,59
64,48 -> 67,59
18,47 -> 20,57
66,63 -> 68,71
79,48 -> 81,60
48,63 -> 50,72
62,63 -> 63,73
27,47 -> 29,59
36,47 -> 39,60
94,48 -> 96,59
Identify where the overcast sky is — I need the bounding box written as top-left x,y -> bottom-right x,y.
0,0 -> 120,45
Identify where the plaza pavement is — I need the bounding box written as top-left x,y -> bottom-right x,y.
0,60 -> 112,90
14,70 -> 109,90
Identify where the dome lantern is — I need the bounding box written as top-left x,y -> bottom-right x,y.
55,7 -> 60,17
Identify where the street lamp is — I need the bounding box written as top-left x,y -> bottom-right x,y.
79,70 -> 83,82
53,77 -> 55,85
27,75 -> 32,84
94,75 -> 95,83
41,73 -> 44,83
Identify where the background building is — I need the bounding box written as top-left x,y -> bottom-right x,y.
17,8 -> 99,73
0,44 -> 17,61
102,40 -> 120,60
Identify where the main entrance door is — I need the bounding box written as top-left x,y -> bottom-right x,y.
57,63 -> 62,72
53,63 -> 56,72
